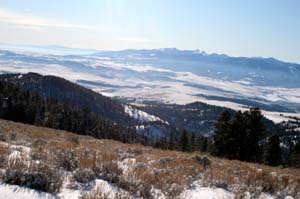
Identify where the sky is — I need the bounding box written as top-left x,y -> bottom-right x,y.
0,0 -> 299,63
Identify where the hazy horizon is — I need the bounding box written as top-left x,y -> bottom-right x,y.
0,0 -> 299,63
1,42 -> 300,65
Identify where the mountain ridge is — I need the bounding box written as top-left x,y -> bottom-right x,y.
1,43 -> 299,65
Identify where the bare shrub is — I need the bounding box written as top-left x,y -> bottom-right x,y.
126,148 -> 143,157
158,156 -> 174,165
56,149 -> 79,171
0,144 -> 8,168
31,139 -> 48,148
9,132 -> 17,141
81,186 -> 109,199
166,183 -> 183,198
31,147 -> 47,161
99,162 -> 123,183
3,163 -> 63,194
0,169 -> 4,180
68,136 -> 80,145
136,184 -> 153,199
114,192 -> 131,199
192,155 -> 211,170
0,155 -> 7,168
73,168 -> 96,183
0,134 -> 8,142
78,149 -> 97,169
0,144 -> 8,153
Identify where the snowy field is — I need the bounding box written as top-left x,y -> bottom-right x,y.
1,49 -> 300,123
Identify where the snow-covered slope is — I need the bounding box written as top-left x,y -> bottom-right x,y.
124,105 -> 167,124
1,48 -> 300,122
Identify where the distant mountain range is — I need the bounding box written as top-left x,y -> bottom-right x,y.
0,43 -> 300,123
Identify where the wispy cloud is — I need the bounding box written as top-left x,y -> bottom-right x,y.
0,9 -> 96,30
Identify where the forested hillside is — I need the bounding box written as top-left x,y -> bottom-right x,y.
0,80 -> 144,144
0,73 -> 135,124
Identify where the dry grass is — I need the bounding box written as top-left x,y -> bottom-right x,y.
78,154 -> 97,169
80,184 -> 130,199
81,187 -> 109,199
0,119 -> 299,198
0,143 -> 8,169
0,143 -> 8,155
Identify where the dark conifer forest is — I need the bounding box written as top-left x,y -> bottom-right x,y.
0,80 -> 144,144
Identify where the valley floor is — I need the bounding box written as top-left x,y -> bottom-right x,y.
0,119 -> 298,199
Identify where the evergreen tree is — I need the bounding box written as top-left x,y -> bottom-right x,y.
168,131 -> 175,150
244,108 -> 265,162
179,129 -> 189,152
200,137 -> 208,152
264,135 -> 281,166
288,142 -> 300,168
213,108 -> 266,162
212,110 -> 232,157
196,135 -> 209,152
154,136 -> 168,149
229,111 -> 245,159
190,132 -> 196,151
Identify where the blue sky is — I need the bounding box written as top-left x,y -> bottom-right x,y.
0,0 -> 299,62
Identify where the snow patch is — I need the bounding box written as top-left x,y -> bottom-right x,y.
124,105 -> 167,124
180,186 -> 234,199
0,183 -> 56,199
58,178 -> 132,199
150,187 -> 166,199
180,181 -> 234,199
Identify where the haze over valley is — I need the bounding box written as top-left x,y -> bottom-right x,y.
1,44 -> 300,123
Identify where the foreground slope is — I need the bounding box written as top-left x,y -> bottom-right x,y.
0,119 -> 298,199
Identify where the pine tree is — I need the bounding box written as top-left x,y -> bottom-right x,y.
154,137 -> 168,149
288,142 -> 300,168
168,131 -> 175,150
212,110 -> 232,157
199,136 -> 208,152
229,111 -> 245,159
179,130 -> 189,152
190,132 -> 196,152
244,108 -> 266,162
213,108 -> 266,162
265,135 -> 281,166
